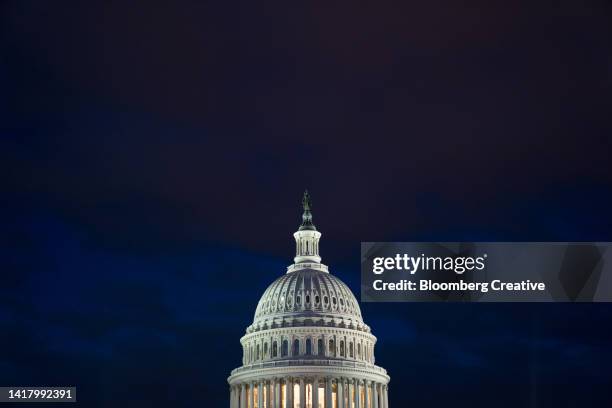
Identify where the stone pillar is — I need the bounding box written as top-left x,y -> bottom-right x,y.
335,335 -> 339,357
275,379 -> 281,408
313,377 -> 319,408
325,378 -> 332,408
258,381 -> 264,408
345,379 -> 350,408
300,378 -> 306,408
249,383 -> 255,408
384,385 -> 389,408
241,384 -> 247,408
372,383 -> 378,408
337,378 -> 344,408
285,379 -> 293,408
363,381 -> 369,408
348,380 -> 354,408
321,335 -> 326,357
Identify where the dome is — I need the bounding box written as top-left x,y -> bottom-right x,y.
228,191 -> 389,408
248,267 -> 370,334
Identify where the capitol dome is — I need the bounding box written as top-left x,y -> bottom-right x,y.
249,268 -> 370,334
228,191 -> 390,408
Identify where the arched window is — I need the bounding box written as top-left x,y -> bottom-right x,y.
349,342 -> 354,358
318,339 -> 324,356
272,341 -> 278,357
340,340 -> 345,357
306,338 -> 312,355
282,340 -> 288,357
256,344 -> 260,360
358,343 -> 362,359
329,339 -> 335,356
293,339 -> 300,356
264,343 -> 268,357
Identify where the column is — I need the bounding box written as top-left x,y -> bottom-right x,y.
313,377 -> 319,408
348,380 -> 354,408
285,378 -> 293,408
383,385 -> 389,408
249,383 -> 255,408
325,377 -> 332,408
354,380 -> 360,408
337,378 -> 344,408
322,335 -> 326,357
344,379 -> 349,408
259,381 -> 264,408
275,379 -> 281,408
241,384 -> 247,408
335,335 -> 339,357
372,383 -> 378,408
300,378 -> 306,408
363,381 -> 369,408
267,381 -> 272,408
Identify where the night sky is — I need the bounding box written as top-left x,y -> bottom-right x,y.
2,1 -> 612,407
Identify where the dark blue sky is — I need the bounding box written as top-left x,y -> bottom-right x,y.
1,1 -> 612,407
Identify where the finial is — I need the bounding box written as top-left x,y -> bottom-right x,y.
299,189 -> 316,231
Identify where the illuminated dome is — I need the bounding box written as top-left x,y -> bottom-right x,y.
249,268 -> 369,334
228,191 -> 390,408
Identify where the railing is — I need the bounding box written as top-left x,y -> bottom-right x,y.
286,263 -> 329,273
230,359 -> 387,376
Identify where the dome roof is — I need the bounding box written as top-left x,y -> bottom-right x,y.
247,268 -> 369,333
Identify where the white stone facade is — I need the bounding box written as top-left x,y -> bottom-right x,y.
228,193 -> 390,408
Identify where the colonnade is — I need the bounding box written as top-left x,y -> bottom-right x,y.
230,377 -> 388,408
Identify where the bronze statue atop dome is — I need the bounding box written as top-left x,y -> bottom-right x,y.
299,190 -> 316,231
